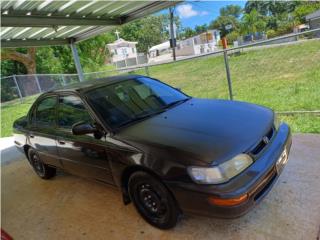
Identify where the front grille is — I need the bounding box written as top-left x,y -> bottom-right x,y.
250,127 -> 275,156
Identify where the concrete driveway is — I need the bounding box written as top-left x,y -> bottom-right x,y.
1,134 -> 320,240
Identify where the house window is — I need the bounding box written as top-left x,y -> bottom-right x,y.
132,48 -> 135,53
194,38 -> 198,45
122,48 -> 127,56
114,49 -> 118,55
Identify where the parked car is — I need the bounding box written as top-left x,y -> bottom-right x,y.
13,75 -> 292,229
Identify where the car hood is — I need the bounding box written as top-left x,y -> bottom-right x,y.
116,98 -> 274,165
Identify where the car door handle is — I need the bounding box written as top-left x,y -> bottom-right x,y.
30,135 -> 35,138
58,140 -> 66,145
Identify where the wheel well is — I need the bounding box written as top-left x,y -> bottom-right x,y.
121,165 -> 180,212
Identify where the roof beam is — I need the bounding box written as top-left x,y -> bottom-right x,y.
73,26 -> 112,42
1,38 -> 69,48
1,15 -> 121,27
123,1 -> 182,23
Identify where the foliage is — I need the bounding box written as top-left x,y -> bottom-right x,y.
35,47 -> 65,74
220,4 -> 242,18
216,1 -> 320,39
194,24 -> 209,34
1,60 -> 27,76
120,14 -> 181,53
180,24 -> 209,39
266,29 -> 277,38
209,15 -> 240,37
293,1 -> 320,23
1,48 -> 36,74
244,1 -> 299,16
209,4 -> 242,37
78,32 -> 116,72
226,31 -> 240,44
240,9 -> 267,35
181,27 -> 196,39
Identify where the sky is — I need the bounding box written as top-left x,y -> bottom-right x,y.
170,1 -> 247,29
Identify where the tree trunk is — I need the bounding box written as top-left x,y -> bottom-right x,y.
1,48 -> 36,74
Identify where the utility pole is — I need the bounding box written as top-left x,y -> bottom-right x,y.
169,7 -> 176,61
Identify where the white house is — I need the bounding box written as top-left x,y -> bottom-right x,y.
148,30 -> 221,63
148,41 -> 171,63
176,30 -> 220,56
107,38 -> 139,68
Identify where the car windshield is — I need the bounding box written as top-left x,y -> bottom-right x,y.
86,77 -> 190,129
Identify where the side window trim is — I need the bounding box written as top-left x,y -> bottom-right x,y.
30,95 -> 58,128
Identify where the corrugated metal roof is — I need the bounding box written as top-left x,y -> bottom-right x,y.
1,0 -> 180,47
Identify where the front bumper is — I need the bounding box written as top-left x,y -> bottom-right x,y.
166,123 -> 292,218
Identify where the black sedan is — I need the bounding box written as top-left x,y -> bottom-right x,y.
13,75 -> 292,229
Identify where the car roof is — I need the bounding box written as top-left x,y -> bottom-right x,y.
50,74 -> 144,93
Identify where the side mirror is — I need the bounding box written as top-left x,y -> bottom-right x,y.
72,122 -> 97,135
175,87 -> 182,91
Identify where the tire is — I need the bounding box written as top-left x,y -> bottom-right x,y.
128,171 -> 180,229
27,149 -> 56,179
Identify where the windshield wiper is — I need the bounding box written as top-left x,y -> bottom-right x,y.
164,97 -> 191,109
117,109 -> 166,128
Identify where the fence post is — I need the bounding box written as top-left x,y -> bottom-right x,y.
34,75 -> 42,93
60,75 -> 66,86
145,65 -> 150,76
13,75 -> 23,102
222,38 -> 233,100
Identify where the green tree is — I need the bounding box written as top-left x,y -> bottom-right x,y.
78,32 -> 115,72
241,9 -> 267,34
294,1 -> 320,24
220,4 -> 242,18
226,31 -> 240,44
181,27 -> 196,39
210,15 -> 240,37
120,14 -> 181,53
195,24 -> 208,34
244,1 -> 299,16
209,4 -> 242,37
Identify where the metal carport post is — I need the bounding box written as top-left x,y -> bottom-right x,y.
69,38 -> 84,82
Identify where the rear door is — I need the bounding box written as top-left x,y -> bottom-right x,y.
28,95 -> 62,168
55,93 -> 114,184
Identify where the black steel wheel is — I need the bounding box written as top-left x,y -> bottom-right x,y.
128,171 -> 180,229
28,149 -> 56,179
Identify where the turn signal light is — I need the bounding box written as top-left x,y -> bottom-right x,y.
208,194 -> 248,206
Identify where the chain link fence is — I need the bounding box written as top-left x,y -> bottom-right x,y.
1,29 -> 320,116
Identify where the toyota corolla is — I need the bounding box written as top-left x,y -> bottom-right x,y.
13,75 -> 292,229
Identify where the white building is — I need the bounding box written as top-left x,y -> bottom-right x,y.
176,30 -> 220,56
107,38 -> 139,68
148,30 -> 221,63
148,41 -> 171,63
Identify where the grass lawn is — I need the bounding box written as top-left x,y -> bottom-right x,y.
1,40 -> 319,137
1,96 -> 38,137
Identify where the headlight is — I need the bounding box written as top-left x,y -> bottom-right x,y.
274,113 -> 281,131
188,154 -> 253,184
